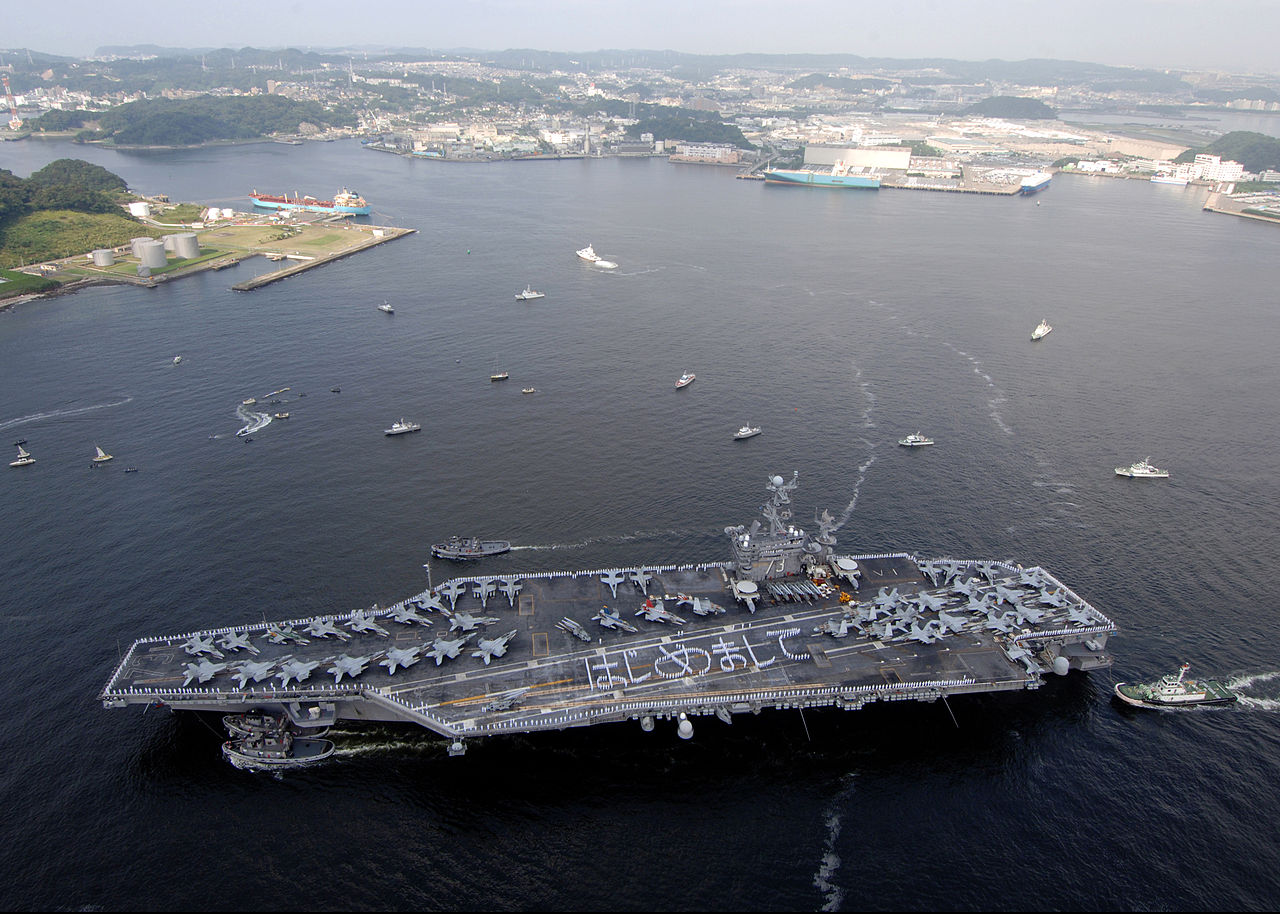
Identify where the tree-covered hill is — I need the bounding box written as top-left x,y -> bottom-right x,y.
962,96 -> 1058,119
73,95 -> 355,146
1174,131 -> 1280,172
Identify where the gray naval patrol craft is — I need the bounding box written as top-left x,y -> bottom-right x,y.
102,473 -> 1117,757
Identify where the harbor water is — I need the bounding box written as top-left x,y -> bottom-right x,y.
1,140 -> 1278,910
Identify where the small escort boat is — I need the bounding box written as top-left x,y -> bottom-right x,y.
10,445 -> 35,467
491,371 -> 509,382
384,419 -> 421,436
515,286 -> 545,301
1114,663 -> 1238,709
676,372 -> 696,389
92,445 -> 114,463
222,731 -> 335,771
377,302 -> 394,314
223,711 -> 329,740
273,412 -> 290,420
173,356 -> 182,364
242,398 -> 257,406
1032,319 -> 1052,341
431,536 -> 512,561
734,425 -> 762,440
899,432 -> 934,447
576,244 -> 600,263
522,387 -> 536,394
1116,457 -> 1169,478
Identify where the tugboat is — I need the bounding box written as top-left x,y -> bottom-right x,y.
384,419 -> 422,436
222,730 -> 335,771
431,535 -> 512,561
515,285 -> 545,301
898,432 -> 934,447
733,425 -> 762,440
1114,663 -> 1238,709
377,302 -> 395,314
1116,457 -> 1168,478
223,710 -> 329,739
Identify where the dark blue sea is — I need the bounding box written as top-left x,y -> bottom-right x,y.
2,139 -> 1278,911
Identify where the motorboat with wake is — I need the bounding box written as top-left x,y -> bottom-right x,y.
1116,457 -> 1168,478
384,419 -> 421,436
1032,319 -> 1052,341
1114,663 -> 1237,709
431,536 -> 512,561
576,244 -> 600,263
733,426 -> 762,440
899,432 -> 934,447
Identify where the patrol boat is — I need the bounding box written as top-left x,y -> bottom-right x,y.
222,731 -> 335,771
102,472 -> 1117,757
899,432 -> 934,447
384,419 -> 421,436
1032,320 -> 1053,341
1116,457 -> 1168,478
1114,663 -> 1237,709
431,535 -> 512,560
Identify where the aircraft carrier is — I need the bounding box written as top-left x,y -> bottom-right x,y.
101,473 -> 1117,755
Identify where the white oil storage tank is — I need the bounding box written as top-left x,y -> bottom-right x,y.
172,232 -> 200,260
137,239 -> 167,269
128,201 -> 150,218
130,236 -> 153,258
91,249 -> 115,267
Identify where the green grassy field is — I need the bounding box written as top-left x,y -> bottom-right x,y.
0,211 -> 160,269
0,268 -> 60,298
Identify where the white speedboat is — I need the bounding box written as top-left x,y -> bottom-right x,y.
242,397 -> 257,406
1116,457 -> 1168,478
899,432 -> 934,447
9,445 -> 34,467
521,387 -> 536,394
733,426 -> 762,440
576,244 -> 600,262
1032,319 -> 1052,340
515,286 -> 545,301
92,445 -> 114,463
676,372 -> 696,389
173,356 -> 182,364
378,302 -> 394,314
384,419 -> 421,436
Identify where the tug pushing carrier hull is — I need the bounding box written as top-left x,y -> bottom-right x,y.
102,473 -> 1116,755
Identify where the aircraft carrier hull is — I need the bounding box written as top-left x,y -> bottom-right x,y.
101,553 -> 1116,748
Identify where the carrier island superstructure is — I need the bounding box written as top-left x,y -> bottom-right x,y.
101,473 -> 1116,754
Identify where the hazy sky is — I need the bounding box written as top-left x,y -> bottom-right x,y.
9,0 -> 1279,75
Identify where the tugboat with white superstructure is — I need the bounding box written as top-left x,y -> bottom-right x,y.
899,432 -> 934,447
384,419 -> 421,436
1116,457 -> 1168,478
1114,663 -> 1237,709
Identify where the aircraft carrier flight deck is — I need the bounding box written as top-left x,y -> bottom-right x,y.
101,473 -> 1117,754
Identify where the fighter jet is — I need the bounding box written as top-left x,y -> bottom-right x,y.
472,578 -> 496,608
912,591 -> 947,613
425,634 -> 473,665
471,630 -> 518,665
388,604 -> 433,626
328,652 -> 378,683
600,569 -> 626,599
1012,603 -> 1046,625
437,579 -> 467,610
497,577 -> 524,607
675,593 -> 726,616
345,609 -> 390,637
952,578 -> 983,599
483,687 -> 530,712
993,584 -> 1024,607
814,617 -> 860,639
218,630 -> 260,654
444,610 -> 500,632
635,598 -> 686,625
1005,643 -> 1040,674
182,658 -> 227,686
231,659 -> 276,689
630,567 -> 653,593
977,561 -> 1000,583
906,620 -> 943,644
556,617 -> 593,642
380,645 -> 423,675
276,657 -> 321,687
415,591 -> 447,614
874,586 -> 902,610
1067,605 -> 1094,626
964,593 -> 995,614
307,618 -> 352,640
983,610 -> 1018,633
1038,588 -> 1070,608
1018,567 -> 1047,589
181,633 -> 224,659
936,609 -> 967,633
262,623 -> 309,645
592,608 -> 638,633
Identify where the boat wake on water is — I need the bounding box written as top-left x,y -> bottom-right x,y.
0,396 -> 134,431
813,774 -> 858,913
235,404 -> 272,437
511,528 -> 696,552
1228,671 -> 1280,711
833,358 -> 880,532
943,343 -> 1013,436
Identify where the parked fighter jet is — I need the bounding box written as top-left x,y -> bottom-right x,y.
977,561 -> 1000,583
873,586 -> 903,610
814,617 -> 860,639
630,567 -> 653,593
437,579 -> 467,610
231,659 -> 276,689
600,570 -> 626,598
471,630 -> 518,665
262,623 -> 309,645
952,577 -> 983,599
983,610 -> 1018,633
307,618 -> 352,640
635,597 -> 686,625
415,591 -> 446,614
181,633 -> 224,658
912,591 -> 947,613
388,604 -> 433,626
592,607 -> 638,633
1012,603 -> 1046,625
1038,587 -> 1070,608
556,617 -> 592,641
483,687 -> 530,712
497,577 -> 523,607
936,610 -> 967,633
993,584 -> 1024,607
472,578 -> 497,608
328,652 -> 378,683
182,658 -> 227,686
218,630 -> 260,654
425,634 -> 473,665
675,593 -> 726,616
1067,605 -> 1094,626
1018,567 -> 1047,588
964,593 -> 995,614
444,609 -> 500,632
906,620 -> 943,644
380,646 -> 422,675
276,657 -> 321,686
345,609 -> 390,637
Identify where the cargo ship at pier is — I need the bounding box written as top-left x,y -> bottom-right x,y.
101,472 -> 1116,756
1019,172 -> 1052,195
249,188 -> 371,215
764,161 -> 881,189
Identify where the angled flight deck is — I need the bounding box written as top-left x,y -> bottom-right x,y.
102,473 -> 1116,753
